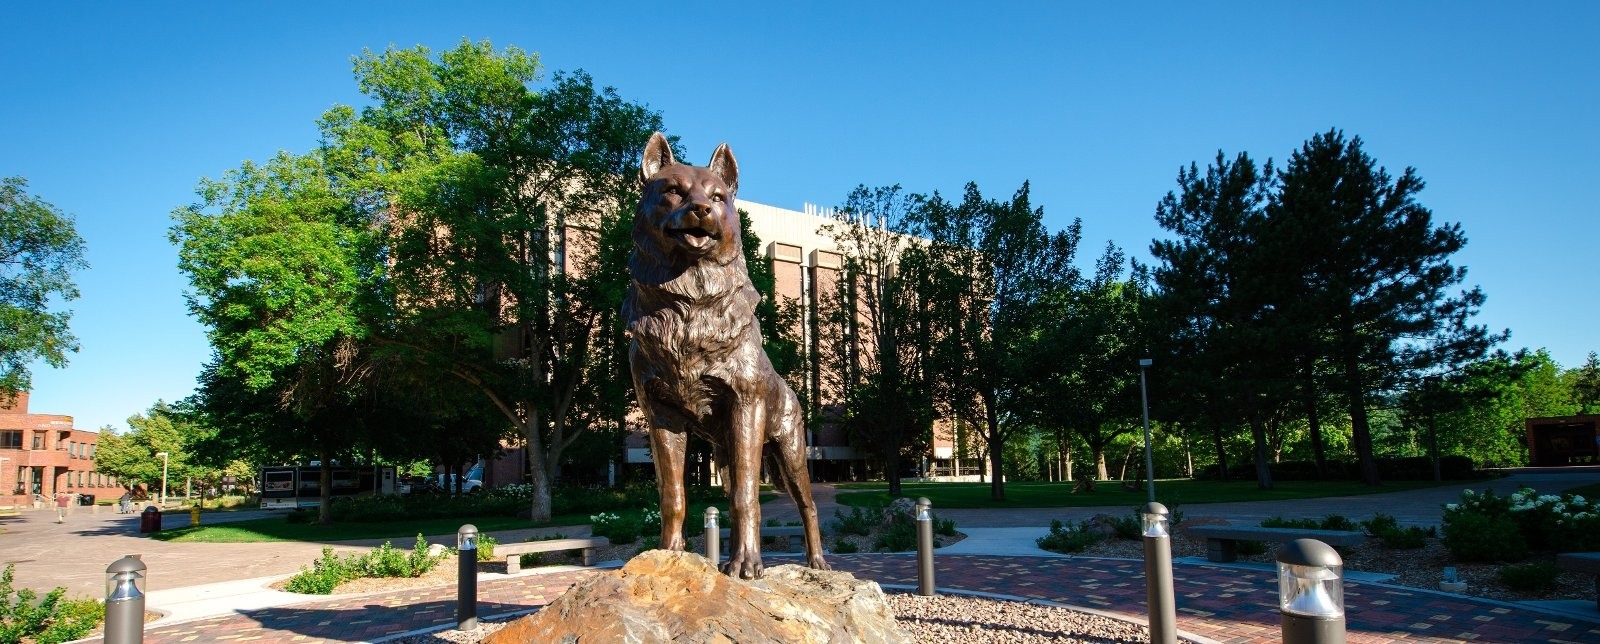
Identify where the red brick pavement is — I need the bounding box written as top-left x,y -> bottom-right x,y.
88,555 -> 1600,643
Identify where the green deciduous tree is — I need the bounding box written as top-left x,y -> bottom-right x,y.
818,185 -> 936,497
0,177 -> 87,402
320,41 -> 667,521
912,182 -> 1081,500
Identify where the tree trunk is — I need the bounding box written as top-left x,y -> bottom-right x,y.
317,445 -> 333,525
525,413 -> 554,522
1249,416 -> 1273,490
1094,445 -> 1109,481
1210,422 -> 1228,481
1306,382 -> 1327,479
885,451 -> 903,497
1340,322 -> 1381,485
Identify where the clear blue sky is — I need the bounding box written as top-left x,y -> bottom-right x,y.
3,2 -> 1595,434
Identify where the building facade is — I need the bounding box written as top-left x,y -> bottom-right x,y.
1,392 -> 126,508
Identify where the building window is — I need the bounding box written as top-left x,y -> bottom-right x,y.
0,430 -> 20,449
32,431 -> 45,450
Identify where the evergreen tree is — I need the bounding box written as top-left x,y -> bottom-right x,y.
1272,130 -> 1503,485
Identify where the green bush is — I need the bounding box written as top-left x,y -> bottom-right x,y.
934,516 -> 958,537
590,512 -> 642,544
1112,511 -> 1141,540
1036,519 -> 1103,554
286,536 -> 443,594
0,564 -> 102,644
833,506 -> 879,536
1498,562 -> 1561,592
1237,540 -> 1268,556
285,548 -> 360,594
832,539 -> 860,554
1444,511 -> 1527,562
475,535 -> 497,562
873,519 -> 917,552
1360,513 -> 1401,537
1260,515 -> 1356,531
636,535 -> 662,556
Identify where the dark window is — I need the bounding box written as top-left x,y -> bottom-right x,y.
32,432 -> 45,450
0,431 -> 20,449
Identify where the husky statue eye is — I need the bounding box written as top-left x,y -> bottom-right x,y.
710,191 -> 724,203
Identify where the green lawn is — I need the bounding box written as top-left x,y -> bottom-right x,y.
834,478 -> 1465,509
149,513 -> 593,543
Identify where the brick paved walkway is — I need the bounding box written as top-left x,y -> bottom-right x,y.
91,554 -> 1600,643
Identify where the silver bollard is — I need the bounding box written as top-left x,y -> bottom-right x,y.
1141,502 -> 1177,644
1277,538 -> 1346,644
915,497 -> 935,596
704,507 -> 720,564
457,524 -> 478,631
104,555 -> 146,644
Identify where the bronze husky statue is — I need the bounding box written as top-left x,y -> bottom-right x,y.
624,131 -> 828,579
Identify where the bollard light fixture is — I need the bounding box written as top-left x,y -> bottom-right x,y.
105,555 -> 147,644
457,524 -> 480,631
457,524 -> 479,551
1141,502 -> 1169,538
704,506 -> 719,529
1277,539 -> 1344,618
106,555 -> 146,600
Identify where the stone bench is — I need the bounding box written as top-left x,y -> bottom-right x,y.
1187,525 -> 1366,562
719,525 -> 806,552
1556,552 -> 1600,610
500,537 -> 610,573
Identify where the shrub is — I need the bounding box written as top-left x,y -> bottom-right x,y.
1443,511 -> 1527,562
933,516 -> 958,537
1036,519 -> 1102,554
833,539 -> 859,554
1112,511 -> 1142,540
286,548 -> 360,594
1260,515 -> 1355,531
1361,514 -> 1430,549
475,535 -> 497,562
636,535 -> 662,556
833,506 -> 878,537
873,520 -> 917,552
590,512 -> 642,544
1498,562 -> 1561,592
0,564 -> 102,644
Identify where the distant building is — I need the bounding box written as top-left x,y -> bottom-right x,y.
1525,415 -> 1600,466
1,392 -> 126,508
485,199 -> 980,488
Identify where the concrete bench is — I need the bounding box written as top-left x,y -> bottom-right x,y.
719,525 -> 806,552
499,537 -> 610,573
1187,525 -> 1366,562
1556,552 -> 1600,610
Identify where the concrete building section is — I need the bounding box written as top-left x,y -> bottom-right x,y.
1,392 -> 127,509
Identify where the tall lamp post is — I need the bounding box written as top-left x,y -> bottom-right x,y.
153,451 -> 169,509
1139,358 -> 1155,502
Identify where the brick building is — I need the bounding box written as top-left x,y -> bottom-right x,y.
1,392 -> 126,508
478,198 -> 982,489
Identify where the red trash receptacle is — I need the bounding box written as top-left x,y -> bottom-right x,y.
139,506 -> 162,533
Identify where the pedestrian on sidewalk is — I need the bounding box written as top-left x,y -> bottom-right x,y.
55,490 -> 70,523
118,489 -> 132,514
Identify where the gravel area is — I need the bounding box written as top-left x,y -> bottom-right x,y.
385,592 -> 1172,643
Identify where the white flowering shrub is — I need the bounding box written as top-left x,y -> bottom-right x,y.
1442,487 -> 1600,560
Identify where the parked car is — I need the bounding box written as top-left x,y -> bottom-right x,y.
436,474 -> 482,494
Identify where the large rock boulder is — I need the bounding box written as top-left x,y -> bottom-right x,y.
484,549 -> 909,643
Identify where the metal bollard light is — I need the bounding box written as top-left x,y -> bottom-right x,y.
704,507 -> 720,564
1277,538 -> 1346,644
1141,502 -> 1177,644
915,497 -> 935,596
104,555 -> 146,644
457,524 -> 479,631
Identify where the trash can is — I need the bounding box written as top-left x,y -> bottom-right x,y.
79,494 -> 95,506
139,506 -> 162,533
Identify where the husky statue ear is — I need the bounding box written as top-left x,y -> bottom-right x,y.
709,143 -> 739,196
639,131 -> 676,185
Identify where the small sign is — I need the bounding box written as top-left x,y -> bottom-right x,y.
1442,566 -> 1458,583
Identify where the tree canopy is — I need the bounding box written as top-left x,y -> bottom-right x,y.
0,177 -> 87,402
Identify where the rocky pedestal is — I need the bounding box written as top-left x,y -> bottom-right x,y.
484,550 -> 909,643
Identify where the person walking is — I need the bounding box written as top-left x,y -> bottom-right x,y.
54,490 -> 70,523
118,489 -> 132,514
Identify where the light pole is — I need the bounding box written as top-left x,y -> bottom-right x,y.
154,452 -> 169,506
1139,358 -> 1155,502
